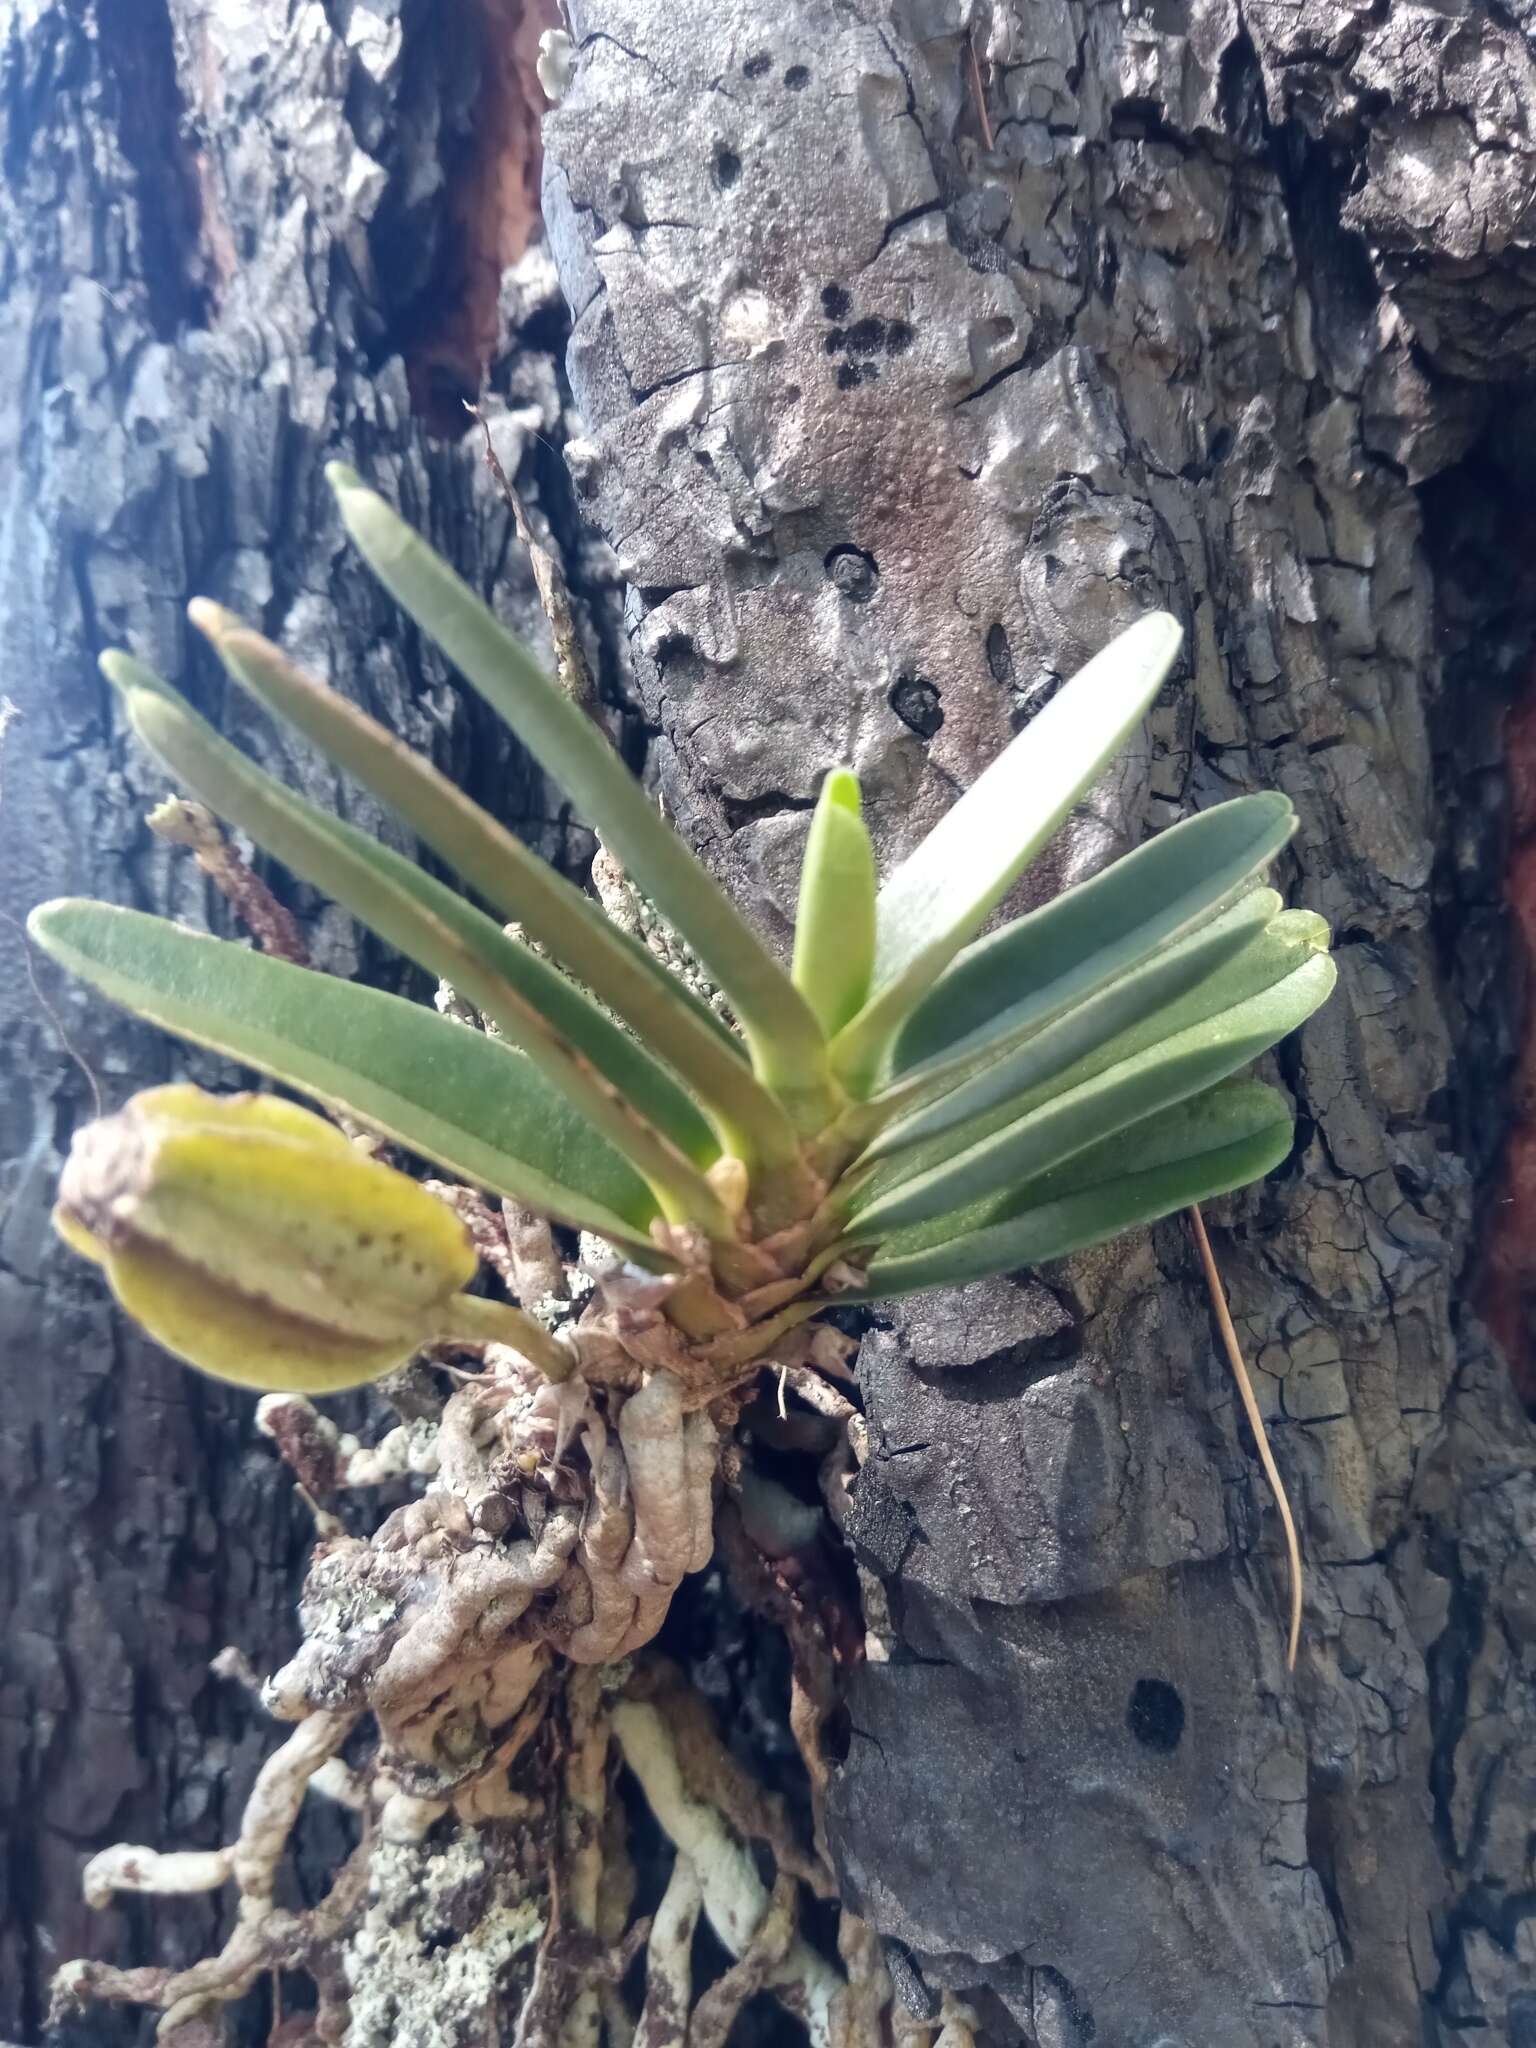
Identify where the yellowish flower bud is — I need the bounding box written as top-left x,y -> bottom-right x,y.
55,1084 -> 566,1392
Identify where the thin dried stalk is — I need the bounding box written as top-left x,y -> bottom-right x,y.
1187,1203 -> 1304,1668
148,795 -> 309,963
965,35 -> 994,149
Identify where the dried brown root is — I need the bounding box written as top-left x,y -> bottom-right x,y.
252,1359 -> 724,1794
59,1828 -> 371,2038
597,1787 -> 640,2048
424,1180 -> 525,1296
690,1869 -> 799,2048
563,1436 -> 638,1663
715,1497 -> 858,1868
1188,1202 -> 1305,1667
514,1892 -> 651,2048
80,1845 -> 235,1910
239,1710 -> 361,1898
602,1372 -> 719,1657
560,1667 -> 612,2048
82,1708 -> 356,1922
255,1392 -> 441,1495
371,1517 -> 577,1718
600,1979 -> 638,2048
466,398 -> 598,719
445,1687 -> 546,1827
934,1991 -> 981,2048
617,1371 -> 693,1597
148,795 -> 310,964
504,1200 -> 569,1307
51,1962 -> 177,2020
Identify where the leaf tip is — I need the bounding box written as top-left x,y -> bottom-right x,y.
188,596 -> 241,644
100,649 -> 179,712
328,464 -> 406,567
25,895 -> 93,963
25,897 -> 64,945
823,768 -> 863,816
1125,610 -> 1184,677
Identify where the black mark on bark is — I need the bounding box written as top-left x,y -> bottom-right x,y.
891,677 -> 944,738
1127,1677 -> 1185,1753
825,545 -> 880,602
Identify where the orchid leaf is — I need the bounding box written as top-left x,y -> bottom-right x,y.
186,606 -> 802,1176
842,934 -> 1333,1237
27,900 -> 668,1256
857,907 -> 1329,1199
103,652 -> 733,1233
327,465 -> 835,1124
830,611 -> 1184,1090
791,769 -> 876,1036
889,791 -> 1297,1080
862,885 -> 1283,1158
837,1081 -> 1293,1297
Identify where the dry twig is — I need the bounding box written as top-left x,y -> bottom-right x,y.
1187,1202 -> 1304,1668
466,401 -> 597,715
148,795 -> 309,963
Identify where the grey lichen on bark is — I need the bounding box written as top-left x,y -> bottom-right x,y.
543,2 -> 1536,2043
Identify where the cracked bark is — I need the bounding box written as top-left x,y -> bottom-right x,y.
541,3 -> 1536,2044
0,3 -> 565,2041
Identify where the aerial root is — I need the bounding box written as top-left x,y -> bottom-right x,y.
60,1233 -> 882,2043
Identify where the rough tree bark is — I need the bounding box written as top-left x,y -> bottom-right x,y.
0,4 -> 566,2040
539,3 -> 1536,2044
3,0 -> 1535,2046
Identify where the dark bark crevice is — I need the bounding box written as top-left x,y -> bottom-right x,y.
89,0 -> 212,340
1421,426 -> 1536,1412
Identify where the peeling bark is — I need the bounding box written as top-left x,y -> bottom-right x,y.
541,3 -> 1536,2043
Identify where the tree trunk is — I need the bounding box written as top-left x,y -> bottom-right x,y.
5,0 -> 1536,2045
0,3 -> 563,2040
540,3 -> 1536,2044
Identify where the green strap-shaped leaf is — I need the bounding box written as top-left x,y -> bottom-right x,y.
327,466 -> 836,1126
842,937 -> 1333,1237
862,886 -> 1283,1158
830,612 -> 1184,1090
838,1082 -> 1293,1298
889,792 -> 1297,1078
105,654 -> 733,1235
28,900 -> 668,1257
187,606 -> 801,1180
791,769 -> 876,1036
857,905 -> 1328,1196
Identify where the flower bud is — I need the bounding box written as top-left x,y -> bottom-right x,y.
55,1084 -> 526,1393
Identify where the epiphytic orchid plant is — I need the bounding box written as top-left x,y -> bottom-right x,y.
32,465 -> 1333,1407
40,471 -> 1335,2041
